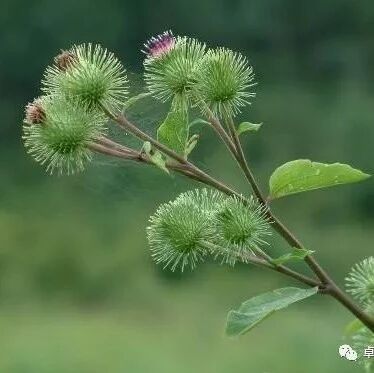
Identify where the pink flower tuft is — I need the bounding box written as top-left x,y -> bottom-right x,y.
143,31 -> 175,58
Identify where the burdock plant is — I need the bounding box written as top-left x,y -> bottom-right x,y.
22,31 -> 374,370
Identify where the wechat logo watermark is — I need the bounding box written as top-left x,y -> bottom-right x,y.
339,345 -> 358,361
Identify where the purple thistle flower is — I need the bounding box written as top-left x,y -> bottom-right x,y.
143,31 -> 176,58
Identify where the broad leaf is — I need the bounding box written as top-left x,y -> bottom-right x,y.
157,109 -> 188,155
271,248 -> 314,266
269,160 -> 370,199
236,122 -> 262,136
226,287 -> 318,337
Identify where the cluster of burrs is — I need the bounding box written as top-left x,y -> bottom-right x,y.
147,188 -> 271,271
22,32 -> 268,271
23,31 -> 256,174
22,32 -> 374,357
23,44 -> 128,174
345,257 -> 374,370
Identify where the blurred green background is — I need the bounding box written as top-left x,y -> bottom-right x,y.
1,0 -> 374,372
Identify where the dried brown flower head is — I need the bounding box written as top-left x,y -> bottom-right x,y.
54,50 -> 77,71
25,98 -> 46,125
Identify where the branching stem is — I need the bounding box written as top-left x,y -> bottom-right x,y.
201,241 -> 320,288
96,107 -> 374,332
223,114 -> 374,331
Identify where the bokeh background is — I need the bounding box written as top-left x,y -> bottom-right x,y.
1,1 -> 374,372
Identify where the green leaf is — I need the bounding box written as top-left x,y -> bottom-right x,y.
269,160 -> 370,200
226,287 -> 318,337
236,122 -> 262,136
157,109 -> 188,155
184,134 -> 199,157
142,141 -> 169,174
271,248 -> 314,266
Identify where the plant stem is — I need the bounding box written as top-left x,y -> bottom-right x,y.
224,113 -> 337,285
201,241 -> 320,288
225,114 -> 267,202
99,108 -> 374,331
223,115 -> 374,331
247,256 -> 320,288
103,109 -> 243,199
88,141 -> 238,196
207,113 -> 238,157
90,139 -> 320,289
